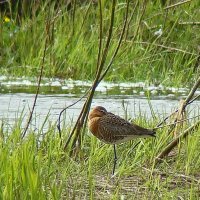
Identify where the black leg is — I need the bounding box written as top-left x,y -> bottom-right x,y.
112,144 -> 117,175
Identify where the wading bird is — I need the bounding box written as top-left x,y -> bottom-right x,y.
88,106 -> 156,175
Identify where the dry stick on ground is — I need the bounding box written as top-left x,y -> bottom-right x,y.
155,76 -> 200,162
21,18 -> 51,139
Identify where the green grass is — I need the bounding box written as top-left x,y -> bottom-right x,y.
0,1 -> 200,87
1,1 -> 200,199
1,113 -> 200,199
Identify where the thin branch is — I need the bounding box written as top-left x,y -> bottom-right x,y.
156,94 -> 200,127
185,77 -> 200,104
97,0 -> 116,74
155,120 -> 200,162
63,0 -> 117,152
154,114 -> 200,130
57,87 -> 91,145
21,18 -> 50,139
99,0 -> 130,82
68,0 -> 117,153
155,76 -> 200,161
96,0 -> 103,74
57,0 -> 97,145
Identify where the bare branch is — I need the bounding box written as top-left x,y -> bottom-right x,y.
99,0 -> 130,82
155,120 -> 200,162
185,77 -> 200,104
156,94 -> 200,128
57,87 -> 90,145
21,16 -> 50,139
63,0 -> 117,152
155,76 -> 200,161
154,114 -> 200,130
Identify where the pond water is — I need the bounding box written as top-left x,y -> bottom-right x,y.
0,77 -> 200,131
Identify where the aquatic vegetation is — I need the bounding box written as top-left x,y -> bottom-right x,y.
0,1 -> 199,87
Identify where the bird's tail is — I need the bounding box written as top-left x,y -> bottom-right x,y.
134,124 -> 156,137
149,129 -> 156,137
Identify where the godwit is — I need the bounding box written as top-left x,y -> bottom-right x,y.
88,106 -> 156,174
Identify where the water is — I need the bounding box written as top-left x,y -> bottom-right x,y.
1,93 -> 200,132
0,77 -> 200,131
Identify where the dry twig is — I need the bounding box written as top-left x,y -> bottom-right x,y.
155,120 -> 200,162
155,76 -> 200,162
60,0 -> 137,157
21,14 -> 51,139
63,0 -> 118,154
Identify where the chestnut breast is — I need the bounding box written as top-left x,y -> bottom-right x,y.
88,117 -> 100,138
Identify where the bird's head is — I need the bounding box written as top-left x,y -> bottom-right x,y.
88,106 -> 107,120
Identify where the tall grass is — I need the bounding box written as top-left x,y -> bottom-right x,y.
0,1 -> 199,86
0,111 -> 200,199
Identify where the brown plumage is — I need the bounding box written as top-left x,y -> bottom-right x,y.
88,106 -> 155,144
88,106 -> 156,175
